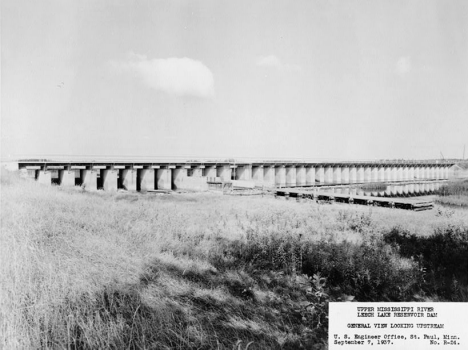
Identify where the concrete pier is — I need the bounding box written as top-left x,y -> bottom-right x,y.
59,169 -> 75,187
403,185 -> 409,196
402,167 -> 409,181
140,169 -> 155,191
325,166 -> 333,184
237,165 -> 252,181
122,169 -> 137,191
296,166 -> 306,186
420,167 -> 427,180
244,165 -> 252,180
357,167 -> 365,183
315,166 -> 325,184
349,166 -> 357,183
286,166 -> 297,187
190,166 -> 202,177
157,168 -> 172,190
82,169 -> 97,191
378,167 -> 385,182
397,167 -> 404,182
38,170 -> 51,185
205,166 -> 216,178
333,167 -> 342,184
103,169 -> 118,191
234,166 -> 245,180
370,167 -> 378,182
384,167 -> 391,182
306,166 -> 315,185
341,167 -> 350,184
263,166 -> 275,187
173,167 -> 208,191
364,167 -> 371,182
252,165 -> 264,186
419,183 -> 425,193
172,167 -> 187,190
275,166 -> 286,187
390,167 -> 397,182
217,165 -> 232,182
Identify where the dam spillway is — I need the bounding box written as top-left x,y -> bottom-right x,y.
15,158 -> 456,192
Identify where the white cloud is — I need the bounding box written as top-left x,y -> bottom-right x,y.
256,55 -> 302,72
396,56 -> 411,76
111,52 -> 214,98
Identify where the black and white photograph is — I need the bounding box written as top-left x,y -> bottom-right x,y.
1,1 -> 467,349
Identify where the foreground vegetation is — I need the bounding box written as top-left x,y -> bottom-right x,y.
437,179 -> 468,207
1,170 -> 468,349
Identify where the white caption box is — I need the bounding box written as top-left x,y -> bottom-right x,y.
329,302 -> 468,349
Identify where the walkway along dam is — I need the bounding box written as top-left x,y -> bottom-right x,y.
16,159 -> 455,192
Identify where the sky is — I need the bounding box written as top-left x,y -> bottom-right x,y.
1,0 -> 467,161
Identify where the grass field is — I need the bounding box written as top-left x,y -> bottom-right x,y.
1,170 -> 468,349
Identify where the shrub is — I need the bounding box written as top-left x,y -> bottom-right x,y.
209,232 -> 421,302
383,225 -> 468,299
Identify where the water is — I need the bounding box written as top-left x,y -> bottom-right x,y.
312,181 -> 445,198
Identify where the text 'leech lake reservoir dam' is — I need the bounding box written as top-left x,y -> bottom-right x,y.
15,157 -> 455,192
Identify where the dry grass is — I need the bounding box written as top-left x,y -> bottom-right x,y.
437,179 -> 468,207
1,170 -> 468,349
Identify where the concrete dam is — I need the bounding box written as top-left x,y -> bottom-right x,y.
17,159 -> 455,192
